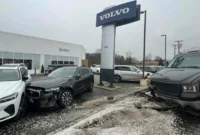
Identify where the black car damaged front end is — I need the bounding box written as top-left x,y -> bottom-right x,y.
26,86 -> 61,108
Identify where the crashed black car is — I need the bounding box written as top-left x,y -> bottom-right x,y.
150,50 -> 200,111
26,66 -> 94,108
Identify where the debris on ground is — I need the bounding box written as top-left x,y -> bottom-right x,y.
54,97 -> 181,135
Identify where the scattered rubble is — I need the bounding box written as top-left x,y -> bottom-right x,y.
54,97 -> 182,135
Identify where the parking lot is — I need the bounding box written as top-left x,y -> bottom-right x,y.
0,74 -> 200,135
0,75 -> 141,135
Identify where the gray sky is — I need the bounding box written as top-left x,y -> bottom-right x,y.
0,0 -> 200,60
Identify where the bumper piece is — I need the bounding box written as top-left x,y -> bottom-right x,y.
28,92 -> 57,108
4,104 -> 15,116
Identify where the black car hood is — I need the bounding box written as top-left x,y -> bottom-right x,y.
28,77 -> 71,89
151,68 -> 200,83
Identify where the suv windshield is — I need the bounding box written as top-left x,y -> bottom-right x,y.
168,55 -> 200,68
0,69 -> 20,81
48,67 -> 76,78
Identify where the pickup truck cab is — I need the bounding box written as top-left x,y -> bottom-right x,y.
150,49 -> 200,111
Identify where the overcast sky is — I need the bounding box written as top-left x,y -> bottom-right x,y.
0,0 -> 200,60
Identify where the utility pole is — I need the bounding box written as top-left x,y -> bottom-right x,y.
161,34 -> 167,67
175,40 -> 183,54
172,45 -> 176,56
140,10 -> 147,79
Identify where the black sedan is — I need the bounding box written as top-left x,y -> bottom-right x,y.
26,66 -> 94,108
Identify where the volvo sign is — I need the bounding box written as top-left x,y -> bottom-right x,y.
96,1 -> 141,86
96,1 -> 140,27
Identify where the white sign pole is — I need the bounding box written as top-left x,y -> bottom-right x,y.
99,7 -> 116,87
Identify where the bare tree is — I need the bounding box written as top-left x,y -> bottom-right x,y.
145,53 -> 152,61
154,56 -> 164,66
95,49 -> 101,53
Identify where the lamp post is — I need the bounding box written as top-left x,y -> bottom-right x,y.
161,34 -> 167,67
175,40 -> 183,54
140,10 -> 147,79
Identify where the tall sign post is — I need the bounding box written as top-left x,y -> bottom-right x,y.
96,1 -> 141,87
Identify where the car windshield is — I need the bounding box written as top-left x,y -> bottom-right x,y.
130,66 -> 139,72
48,67 -> 76,78
0,69 -> 20,81
168,55 -> 200,68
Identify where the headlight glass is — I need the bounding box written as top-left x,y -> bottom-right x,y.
45,87 -> 60,92
182,84 -> 199,92
0,92 -> 18,103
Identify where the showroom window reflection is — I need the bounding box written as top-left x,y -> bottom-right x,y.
0,51 -> 40,70
44,55 -> 78,69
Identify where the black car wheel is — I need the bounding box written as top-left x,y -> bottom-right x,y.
113,75 -> 121,83
13,94 -> 27,121
57,90 -> 73,108
87,82 -> 94,92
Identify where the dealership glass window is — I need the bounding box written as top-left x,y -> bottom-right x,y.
32,54 -> 40,69
14,53 -> 23,64
24,53 -> 32,70
44,55 -> 51,69
3,52 -> 13,64
74,61 -> 78,65
69,61 -> 74,64
58,56 -> 63,64
64,56 -> 69,65
0,52 -> 2,65
64,61 -> 69,64
69,57 -> 75,62
51,55 -> 57,65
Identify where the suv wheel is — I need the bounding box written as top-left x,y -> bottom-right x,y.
113,75 -> 121,83
13,94 -> 27,121
87,82 -> 94,92
57,90 -> 73,108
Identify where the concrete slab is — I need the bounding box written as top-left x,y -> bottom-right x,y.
94,84 -> 121,91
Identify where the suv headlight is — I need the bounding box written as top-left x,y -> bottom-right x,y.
45,87 -> 60,92
182,84 -> 199,92
0,93 -> 18,103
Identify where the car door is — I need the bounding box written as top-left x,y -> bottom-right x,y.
74,68 -> 87,93
115,66 -> 133,81
129,66 -> 142,81
82,68 -> 92,86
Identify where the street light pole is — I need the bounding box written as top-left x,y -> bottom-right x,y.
161,34 -> 167,67
172,45 -> 176,56
175,40 -> 183,54
140,10 -> 147,79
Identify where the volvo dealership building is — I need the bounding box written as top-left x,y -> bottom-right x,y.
0,31 -> 85,74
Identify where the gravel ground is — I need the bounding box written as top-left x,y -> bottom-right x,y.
53,96 -> 181,135
0,75 -> 141,135
1,75 -> 200,135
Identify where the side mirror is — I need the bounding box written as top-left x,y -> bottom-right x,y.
75,74 -> 81,80
22,76 -> 28,81
137,70 -> 140,73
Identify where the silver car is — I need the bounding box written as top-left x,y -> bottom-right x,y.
114,65 -> 152,83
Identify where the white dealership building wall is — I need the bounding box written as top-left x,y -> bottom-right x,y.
0,31 -> 85,74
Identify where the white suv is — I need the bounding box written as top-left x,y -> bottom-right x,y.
90,64 -> 100,74
0,64 -> 32,122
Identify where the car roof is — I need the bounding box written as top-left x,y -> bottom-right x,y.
48,64 -> 77,67
114,65 -> 136,67
0,66 -> 18,70
4,63 -> 25,66
58,66 -> 78,69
